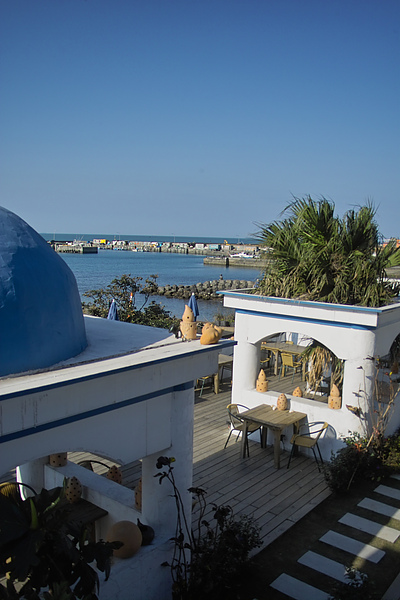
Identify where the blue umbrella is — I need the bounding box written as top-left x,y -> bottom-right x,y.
107,299 -> 119,320
188,293 -> 199,321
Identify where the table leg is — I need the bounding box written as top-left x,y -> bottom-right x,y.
292,421 -> 300,457
273,430 -> 281,469
273,350 -> 279,376
261,426 -> 268,448
213,372 -> 219,394
241,422 -> 249,458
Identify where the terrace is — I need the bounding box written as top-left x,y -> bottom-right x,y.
50,373 -> 330,549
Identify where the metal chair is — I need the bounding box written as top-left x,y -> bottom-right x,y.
287,422 -> 328,471
196,374 -> 215,397
279,352 -> 302,382
224,404 -> 262,457
0,481 -> 37,502
260,345 -> 272,374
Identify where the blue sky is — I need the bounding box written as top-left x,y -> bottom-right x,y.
1,0 -> 399,239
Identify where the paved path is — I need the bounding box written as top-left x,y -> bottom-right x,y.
265,474 -> 400,599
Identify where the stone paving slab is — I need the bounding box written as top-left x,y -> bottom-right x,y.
358,497 -> 400,520
320,530 -> 385,563
339,512 -> 400,542
375,484 -> 400,501
298,550 -> 352,582
357,498 -> 400,521
270,573 -> 329,600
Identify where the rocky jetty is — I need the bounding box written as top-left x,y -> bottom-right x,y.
144,279 -> 256,300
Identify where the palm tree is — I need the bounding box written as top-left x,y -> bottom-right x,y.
256,196 -> 400,307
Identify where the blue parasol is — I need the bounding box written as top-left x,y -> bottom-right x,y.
107,299 -> 119,320
188,292 -> 199,321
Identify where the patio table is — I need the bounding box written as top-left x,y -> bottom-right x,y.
240,404 -> 307,468
214,354 -> 233,393
261,341 -> 307,378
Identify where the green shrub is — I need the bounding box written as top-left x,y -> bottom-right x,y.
329,567 -> 377,599
324,431 -> 400,493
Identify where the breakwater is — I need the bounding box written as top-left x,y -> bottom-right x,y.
204,256 -> 268,268
146,278 -> 256,300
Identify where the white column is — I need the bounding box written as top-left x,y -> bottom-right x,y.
141,384 -> 194,540
232,340 -> 260,403
342,356 -> 376,433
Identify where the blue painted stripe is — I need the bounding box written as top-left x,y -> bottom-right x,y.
0,381 -> 194,444
219,290 -> 382,315
0,340 -> 235,402
235,308 -> 374,331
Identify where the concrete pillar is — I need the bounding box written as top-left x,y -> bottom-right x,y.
232,340 -> 259,401
141,383 -> 194,540
16,456 -> 49,497
342,356 -> 376,435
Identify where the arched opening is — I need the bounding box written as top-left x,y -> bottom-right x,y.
257,330 -> 343,404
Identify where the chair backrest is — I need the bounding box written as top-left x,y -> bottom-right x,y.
0,481 -> 37,502
227,404 -> 249,428
306,422 -> 328,441
281,353 -> 294,367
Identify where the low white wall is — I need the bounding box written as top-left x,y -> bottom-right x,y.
44,462 -> 141,540
243,390 -> 360,460
44,461 -> 175,600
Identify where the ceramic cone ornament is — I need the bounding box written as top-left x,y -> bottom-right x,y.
180,305 -> 197,340
328,383 -> 342,409
277,393 -> 288,411
256,369 -> 268,392
65,476 -> 82,503
182,305 -> 194,321
49,453 -> 68,467
200,322 -> 223,345
292,386 -> 303,397
107,465 -> 123,484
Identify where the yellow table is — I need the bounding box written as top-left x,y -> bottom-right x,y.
240,404 -> 306,468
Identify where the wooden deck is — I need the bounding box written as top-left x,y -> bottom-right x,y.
1,371 -> 331,550
191,379 -> 330,548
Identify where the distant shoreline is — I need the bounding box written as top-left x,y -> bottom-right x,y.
41,232 -> 257,245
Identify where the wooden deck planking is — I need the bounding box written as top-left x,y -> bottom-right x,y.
190,384 -> 330,546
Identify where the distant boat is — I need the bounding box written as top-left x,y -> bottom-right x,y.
229,252 -> 255,259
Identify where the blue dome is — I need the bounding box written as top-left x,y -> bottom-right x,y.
0,206 -> 87,377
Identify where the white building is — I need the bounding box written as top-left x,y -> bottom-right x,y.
0,206 -> 233,599
222,290 -> 400,460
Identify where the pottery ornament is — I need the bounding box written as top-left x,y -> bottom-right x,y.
277,393 -> 288,411
182,305 -> 194,322
106,465 -> 123,484
256,369 -> 268,392
200,322 -> 223,345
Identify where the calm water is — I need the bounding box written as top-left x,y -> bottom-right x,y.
60,250 -> 263,321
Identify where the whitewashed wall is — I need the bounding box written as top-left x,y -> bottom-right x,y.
223,292 -> 400,460
1,320 -> 234,600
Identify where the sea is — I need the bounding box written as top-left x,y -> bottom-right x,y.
43,234 -> 264,322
